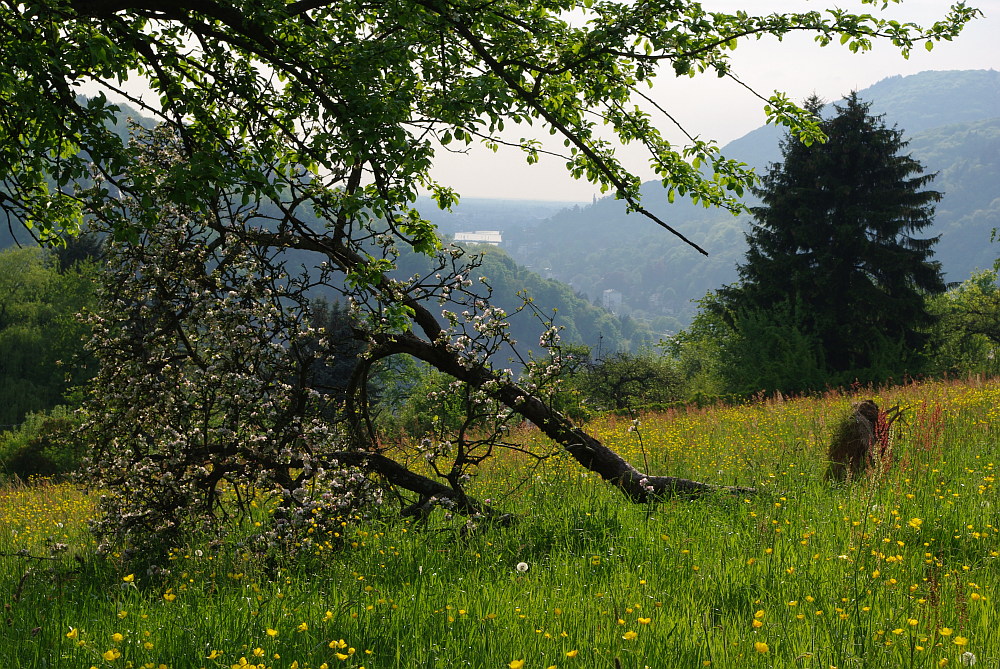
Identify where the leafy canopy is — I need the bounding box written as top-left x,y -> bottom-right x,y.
0,0 -> 980,258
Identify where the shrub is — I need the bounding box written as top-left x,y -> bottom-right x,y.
0,406 -> 85,481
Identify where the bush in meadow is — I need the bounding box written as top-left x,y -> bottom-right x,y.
0,406 -> 85,481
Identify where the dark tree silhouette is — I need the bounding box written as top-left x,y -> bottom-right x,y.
722,93 -> 946,385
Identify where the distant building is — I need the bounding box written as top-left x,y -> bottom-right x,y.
454,230 -> 502,246
601,288 -> 623,314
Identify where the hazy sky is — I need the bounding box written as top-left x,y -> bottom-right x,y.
432,0 -> 1000,202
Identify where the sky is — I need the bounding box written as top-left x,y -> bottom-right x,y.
430,0 -> 1000,202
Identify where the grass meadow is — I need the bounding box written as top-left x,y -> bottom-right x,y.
2,377 -> 998,669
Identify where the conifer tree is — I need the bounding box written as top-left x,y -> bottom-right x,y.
724,93 -> 946,382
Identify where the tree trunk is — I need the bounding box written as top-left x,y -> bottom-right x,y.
376,330 -> 756,503
248,226 -> 757,513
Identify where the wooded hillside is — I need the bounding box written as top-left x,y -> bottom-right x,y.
503,69 -> 1000,331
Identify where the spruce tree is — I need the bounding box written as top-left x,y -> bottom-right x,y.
724,93 -> 946,384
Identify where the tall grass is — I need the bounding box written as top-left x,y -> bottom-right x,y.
2,377 -> 997,668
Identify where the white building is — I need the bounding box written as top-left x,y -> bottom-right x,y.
601,288 -> 623,314
454,230 -> 502,246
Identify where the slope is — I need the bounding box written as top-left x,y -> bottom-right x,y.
507,69 -> 1000,330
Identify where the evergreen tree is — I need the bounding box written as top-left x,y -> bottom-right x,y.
722,93 -> 946,384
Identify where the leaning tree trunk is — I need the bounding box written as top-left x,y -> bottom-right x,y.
249,223 -> 756,518
378,329 -> 756,502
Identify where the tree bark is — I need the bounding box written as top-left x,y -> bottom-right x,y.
305,450 -> 512,524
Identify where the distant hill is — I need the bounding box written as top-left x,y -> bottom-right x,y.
503,69 -> 1000,331
0,104 -> 638,357
5,71 -> 997,343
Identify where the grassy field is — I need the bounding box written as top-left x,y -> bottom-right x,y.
2,377 -> 998,669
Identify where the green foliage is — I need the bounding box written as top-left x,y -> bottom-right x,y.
716,302 -> 828,397
663,293 -> 730,398
378,364 -> 471,438
568,348 -> 685,412
0,406 -> 85,481
924,267 -> 1000,376
0,246 -> 96,427
719,93 -> 946,391
672,293 -> 918,399
668,293 -> 827,397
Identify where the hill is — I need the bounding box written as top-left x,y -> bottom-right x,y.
502,69 -> 1000,331
5,71 -> 996,343
0,106 -> 640,359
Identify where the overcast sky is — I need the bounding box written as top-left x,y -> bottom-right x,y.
432,0 -> 1000,202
